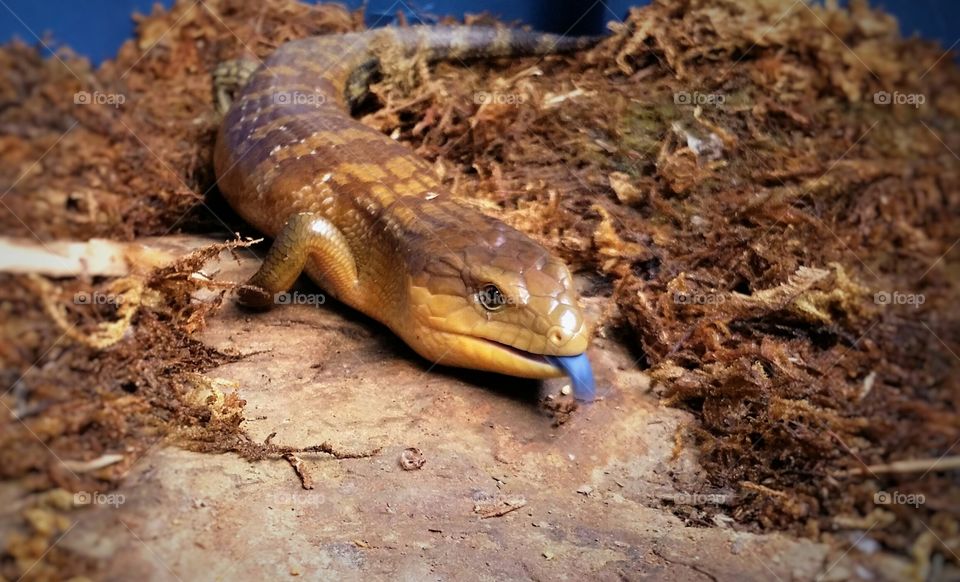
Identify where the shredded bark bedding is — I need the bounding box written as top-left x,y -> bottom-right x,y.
0,0 -> 957,577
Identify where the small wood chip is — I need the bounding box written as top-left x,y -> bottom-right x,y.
282,453 -> 314,490
62,453 -> 125,473
303,442 -> 381,459
474,495 -> 527,519
399,447 -> 426,471
608,172 -> 643,204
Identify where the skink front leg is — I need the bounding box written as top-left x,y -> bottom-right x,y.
238,212 -> 359,308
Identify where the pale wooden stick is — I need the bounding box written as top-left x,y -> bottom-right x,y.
0,236 -> 179,277
838,456 -> 960,476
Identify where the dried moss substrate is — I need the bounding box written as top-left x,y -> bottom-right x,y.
361,0 -> 960,563
0,0 -> 957,577
1,3 -> 364,578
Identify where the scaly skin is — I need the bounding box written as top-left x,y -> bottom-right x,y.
214,26 -> 598,382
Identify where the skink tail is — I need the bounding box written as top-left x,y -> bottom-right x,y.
271,25 -> 602,109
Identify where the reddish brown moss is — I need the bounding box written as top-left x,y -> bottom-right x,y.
0,0 -> 957,574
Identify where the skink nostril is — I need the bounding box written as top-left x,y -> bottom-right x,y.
548,326 -> 568,346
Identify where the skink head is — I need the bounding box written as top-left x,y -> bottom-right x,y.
401,201 -> 594,399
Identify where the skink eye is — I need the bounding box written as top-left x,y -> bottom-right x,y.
477,284 -> 507,311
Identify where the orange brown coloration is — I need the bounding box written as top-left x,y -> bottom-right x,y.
214,26 -> 598,380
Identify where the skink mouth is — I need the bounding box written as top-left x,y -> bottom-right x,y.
480,338 -> 596,401
481,337 -> 548,364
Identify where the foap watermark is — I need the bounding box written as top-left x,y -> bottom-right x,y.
873,91 -> 925,109
74,91 -> 126,108
274,291 -> 325,306
74,490 -> 126,508
874,291 -> 925,308
674,90 -> 725,107
273,90 -> 327,107
672,291 -> 726,306
74,291 -> 124,306
471,285 -> 516,310
662,491 -> 731,505
266,491 -> 327,507
474,91 -> 527,106
874,490 -> 924,508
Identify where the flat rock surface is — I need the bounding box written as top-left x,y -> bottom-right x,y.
41,240 -> 849,580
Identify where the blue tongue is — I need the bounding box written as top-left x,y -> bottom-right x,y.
545,353 -> 596,401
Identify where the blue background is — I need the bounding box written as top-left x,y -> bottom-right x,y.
0,0 -> 956,65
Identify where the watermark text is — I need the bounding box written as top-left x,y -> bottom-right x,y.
74,491 -> 125,508
74,91 -> 126,108
674,91 -> 725,107
474,91 -> 527,106
873,91 -> 925,109
874,291 -> 924,308
274,291 -> 325,306
874,490 -> 924,507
